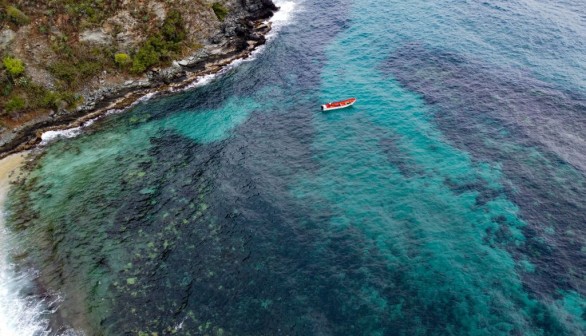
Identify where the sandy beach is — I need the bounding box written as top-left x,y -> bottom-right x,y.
0,153 -> 26,207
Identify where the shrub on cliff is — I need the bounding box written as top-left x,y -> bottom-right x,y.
131,10 -> 186,73
212,3 -> 229,21
162,10 -> 186,45
38,90 -> 80,109
6,5 -> 30,25
49,60 -> 101,87
2,56 -> 25,78
19,79 -> 81,111
52,0 -> 119,26
115,53 -> 132,68
5,95 -> 25,113
131,43 -> 159,73
48,61 -> 77,85
1,80 -> 11,96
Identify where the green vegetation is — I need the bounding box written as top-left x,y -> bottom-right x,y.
1,54 -> 81,116
161,9 -> 186,45
114,53 -> 132,68
49,60 -> 101,87
6,5 -> 30,25
1,80 -> 12,96
37,90 -> 62,109
49,33 -> 74,57
48,62 -> 77,85
0,2 -> 192,119
132,42 -> 159,73
0,76 -> 81,116
131,10 -> 186,73
5,95 -> 25,112
48,34 -> 114,83
212,3 -> 229,22
36,88 -> 80,109
2,56 -> 25,78
56,0 -> 120,26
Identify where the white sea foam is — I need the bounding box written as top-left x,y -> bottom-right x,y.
39,90 -> 159,146
0,153 -> 50,335
178,55 -> 254,92
128,91 -> 157,108
40,126 -> 83,145
267,0 -> 299,39
0,218 -> 53,336
40,118 -> 96,145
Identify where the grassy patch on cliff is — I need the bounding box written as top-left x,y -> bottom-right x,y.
212,3 -> 229,21
132,9 -> 186,73
48,60 -> 102,87
0,3 -> 29,28
114,53 -> 132,68
6,5 -> 30,25
1,56 -> 81,117
0,73 -> 81,117
51,0 -> 121,27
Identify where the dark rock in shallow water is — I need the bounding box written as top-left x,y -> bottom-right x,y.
382,43 -> 586,299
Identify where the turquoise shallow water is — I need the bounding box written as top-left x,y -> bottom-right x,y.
4,0 -> 586,334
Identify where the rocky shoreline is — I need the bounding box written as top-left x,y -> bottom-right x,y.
0,1 -> 277,159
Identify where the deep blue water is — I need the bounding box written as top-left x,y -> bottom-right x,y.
2,0 -> 586,335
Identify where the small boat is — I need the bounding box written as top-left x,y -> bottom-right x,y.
321,98 -> 357,111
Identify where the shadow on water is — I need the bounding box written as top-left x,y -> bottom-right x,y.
382,43 -> 586,302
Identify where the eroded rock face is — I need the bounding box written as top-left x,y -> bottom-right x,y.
0,29 -> 16,50
79,29 -> 113,45
105,10 -> 142,49
149,1 -> 167,23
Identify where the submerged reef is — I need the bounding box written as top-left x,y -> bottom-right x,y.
382,43 -> 586,301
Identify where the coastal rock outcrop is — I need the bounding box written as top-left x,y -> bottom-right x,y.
0,0 -> 277,156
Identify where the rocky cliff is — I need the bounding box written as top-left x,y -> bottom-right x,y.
0,0 -> 277,155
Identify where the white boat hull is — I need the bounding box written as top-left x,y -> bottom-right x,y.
321,100 -> 356,112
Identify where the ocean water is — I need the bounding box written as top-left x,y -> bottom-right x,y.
2,0 -> 586,334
